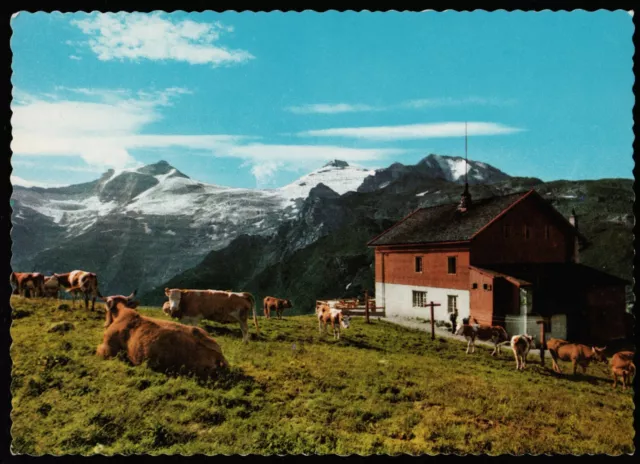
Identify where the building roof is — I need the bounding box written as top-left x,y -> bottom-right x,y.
368,190 -> 530,246
480,263 -> 631,287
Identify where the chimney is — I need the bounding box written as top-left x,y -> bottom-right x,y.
569,209 -> 578,229
569,209 -> 580,263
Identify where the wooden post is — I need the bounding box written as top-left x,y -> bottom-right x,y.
426,301 -> 441,341
364,290 -> 370,324
537,319 -> 546,366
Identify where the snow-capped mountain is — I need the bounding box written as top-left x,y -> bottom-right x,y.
278,160 -> 375,201
10,155 -> 511,295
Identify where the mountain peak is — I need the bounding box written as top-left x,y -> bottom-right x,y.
136,160 -> 189,179
323,159 -> 349,169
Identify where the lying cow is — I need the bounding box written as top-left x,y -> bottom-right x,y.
96,290 -> 228,379
610,351 -> 635,390
317,303 -> 351,340
43,275 -> 61,299
10,272 -> 45,298
546,338 -> 608,375
164,288 -> 260,343
55,270 -> 99,310
509,334 -> 535,371
455,318 -> 509,356
263,296 -> 293,319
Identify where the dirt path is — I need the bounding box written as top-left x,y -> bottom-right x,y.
380,315 -> 546,357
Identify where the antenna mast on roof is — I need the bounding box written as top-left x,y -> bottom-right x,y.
457,121 -> 472,212
465,121 -> 468,187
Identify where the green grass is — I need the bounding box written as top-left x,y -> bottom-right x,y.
10,296 -> 635,456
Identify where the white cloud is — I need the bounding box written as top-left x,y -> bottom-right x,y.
11,175 -> 69,189
71,13 -> 253,66
11,87 -> 405,186
298,122 -> 524,141
402,97 -> 515,109
250,162 -> 282,188
69,55 -> 82,60
285,103 -> 378,114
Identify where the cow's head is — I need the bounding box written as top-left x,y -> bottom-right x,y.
592,346 -> 608,363
285,299 -> 293,308
523,334 -> 535,349
341,314 -> 351,330
100,290 -> 139,328
164,288 -> 182,317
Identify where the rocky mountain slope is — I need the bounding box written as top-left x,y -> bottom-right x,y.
13,155 -> 507,294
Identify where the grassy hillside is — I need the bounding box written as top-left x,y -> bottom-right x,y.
10,297 -> 634,456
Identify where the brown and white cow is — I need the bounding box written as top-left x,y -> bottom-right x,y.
610,351 -> 635,390
455,319 -> 509,356
55,270 -> 99,310
164,288 -> 260,343
317,303 -> 351,340
96,290 -> 228,379
43,275 -> 62,299
509,334 -> 535,370
10,272 -> 45,298
263,296 -> 293,320
546,338 -> 608,375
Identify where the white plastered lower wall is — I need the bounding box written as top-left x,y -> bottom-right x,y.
376,282 -> 470,322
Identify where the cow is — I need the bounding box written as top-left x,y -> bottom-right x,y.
96,290 -> 228,379
546,338 -> 608,375
10,272 -> 45,298
610,351 -> 635,390
43,275 -> 62,299
455,318 -> 509,356
317,303 -> 351,340
55,270 -> 99,310
508,334 -> 535,371
164,288 -> 259,343
263,296 -> 293,320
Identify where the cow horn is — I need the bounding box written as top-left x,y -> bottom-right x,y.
128,289 -> 137,301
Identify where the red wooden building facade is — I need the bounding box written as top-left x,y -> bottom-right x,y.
368,188 -> 629,344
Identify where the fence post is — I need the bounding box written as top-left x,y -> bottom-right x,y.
537,319 -> 546,366
364,289 -> 370,324
430,303 -> 435,340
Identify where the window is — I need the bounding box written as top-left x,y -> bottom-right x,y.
447,295 -> 458,314
415,256 -> 423,273
503,225 -> 511,238
544,225 -> 550,240
447,256 -> 457,274
472,283 -> 478,289
412,291 -> 428,308
524,224 -> 530,239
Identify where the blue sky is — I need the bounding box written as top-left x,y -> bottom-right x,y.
10,11 -> 634,189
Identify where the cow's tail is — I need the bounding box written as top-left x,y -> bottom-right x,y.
248,293 -> 260,336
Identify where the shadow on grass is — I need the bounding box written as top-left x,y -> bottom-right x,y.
535,365 -> 613,386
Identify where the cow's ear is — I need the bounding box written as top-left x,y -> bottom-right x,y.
164,288 -> 170,296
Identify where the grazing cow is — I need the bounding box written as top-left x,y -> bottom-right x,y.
96,290 -> 228,379
55,270 -> 99,310
10,272 -> 45,298
43,275 -> 62,299
455,319 -> 509,356
317,303 -> 351,340
263,296 -> 293,319
164,288 -> 259,343
509,334 -> 535,370
546,338 -> 608,375
610,351 -> 635,390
